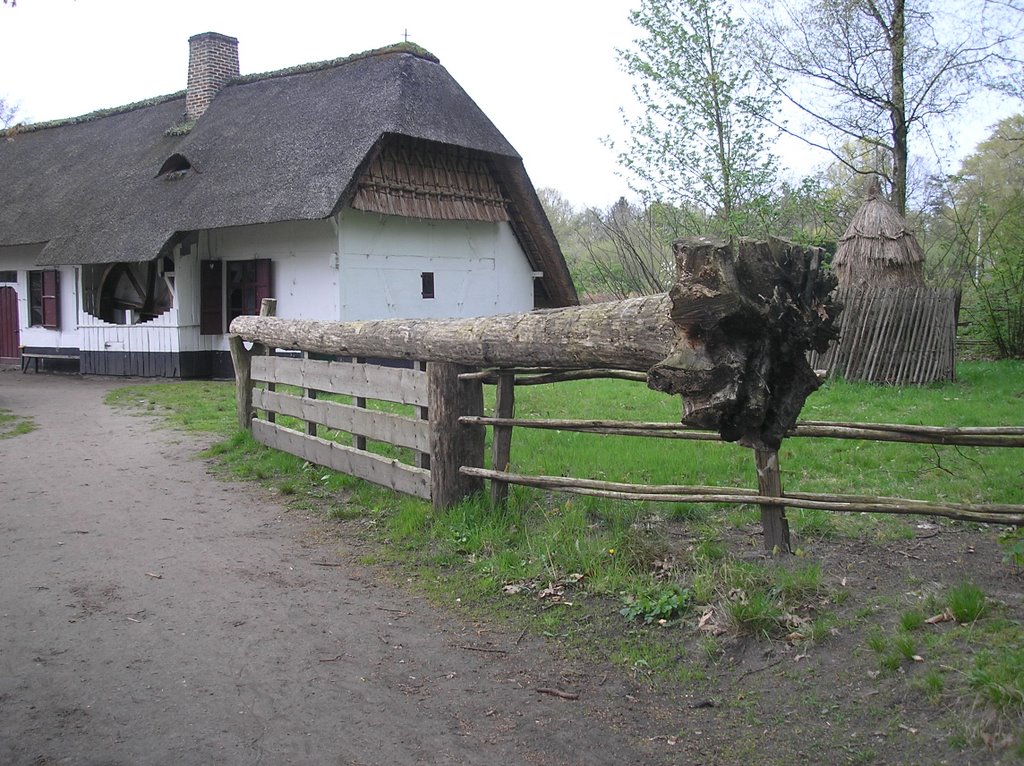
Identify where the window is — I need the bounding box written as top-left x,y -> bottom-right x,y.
200,259 -> 272,335
0,271 -> 15,283
157,153 -> 192,178
29,270 -> 60,328
421,271 -> 435,299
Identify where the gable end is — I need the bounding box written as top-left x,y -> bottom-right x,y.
352,136 -> 509,223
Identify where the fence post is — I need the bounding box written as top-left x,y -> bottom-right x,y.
415,361 -> 430,470
258,299 -> 278,424
229,298 -> 277,432
228,335 -> 253,431
305,351 -> 318,437
490,371 -> 515,507
755,447 -> 791,553
354,356 -> 368,450
428,362 -> 484,511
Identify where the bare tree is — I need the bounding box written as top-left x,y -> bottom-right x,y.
0,97 -> 18,128
749,0 -> 1019,216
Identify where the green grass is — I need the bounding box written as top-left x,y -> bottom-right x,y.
104,360 -> 1024,751
0,408 -> 35,439
947,581 -> 987,624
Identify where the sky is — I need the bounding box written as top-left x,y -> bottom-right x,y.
0,0 -> 644,208
0,0 -> 1018,211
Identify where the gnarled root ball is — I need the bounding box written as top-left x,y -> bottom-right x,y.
647,238 -> 840,450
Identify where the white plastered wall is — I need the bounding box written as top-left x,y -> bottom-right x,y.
338,209 -> 535,320
179,212 -> 536,352
179,219 -> 340,352
1,244 -> 81,350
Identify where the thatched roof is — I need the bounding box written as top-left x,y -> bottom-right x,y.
833,178 -> 924,288
0,43 -> 577,308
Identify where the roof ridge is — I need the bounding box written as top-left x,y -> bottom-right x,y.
228,42 -> 439,87
1,91 -> 185,137
0,42 -> 438,138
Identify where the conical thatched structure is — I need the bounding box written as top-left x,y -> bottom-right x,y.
833,178 -> 925,288
811,178 -> 959,385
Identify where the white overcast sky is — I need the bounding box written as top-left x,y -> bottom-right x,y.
0,0 -> 1017,209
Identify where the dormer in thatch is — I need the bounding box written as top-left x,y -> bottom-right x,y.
833,178 -> 924,289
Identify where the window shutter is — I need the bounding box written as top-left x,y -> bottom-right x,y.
42,270 -> 60,329
199,260 -> 223,335
254,258 -> 273,310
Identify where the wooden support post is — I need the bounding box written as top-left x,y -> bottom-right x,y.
755,447 -> 791,553
228,334 -> 253,431
258,299 -> 278,424
305,351 -> 318,437
428,362 -> 484,511
490,372 -> 515,508
415,361 -> 430,470
354,356 -> 367,450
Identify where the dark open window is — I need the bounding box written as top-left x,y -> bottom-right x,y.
199,260 -> 223,335
200,259 -> 272,335
29,270 -> 60,328
157,153 -> 192,177
421,271 -> 435,299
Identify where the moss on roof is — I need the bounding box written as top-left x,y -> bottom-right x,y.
229,41 -> 439,86
2,91 -> 186,137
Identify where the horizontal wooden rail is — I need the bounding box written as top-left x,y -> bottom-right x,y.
252,355 -> 429,408
253,420 -> 430,499
460,467 -> 1024,526
458,368 -> 648,385
253,388 -> 430,453
459,416 -> 1024,447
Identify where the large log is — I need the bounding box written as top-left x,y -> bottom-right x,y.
231,238 -> 839,450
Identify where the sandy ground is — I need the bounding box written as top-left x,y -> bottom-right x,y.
0,369 -> 674,766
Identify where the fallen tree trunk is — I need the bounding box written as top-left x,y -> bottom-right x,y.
232,238 -> 839,449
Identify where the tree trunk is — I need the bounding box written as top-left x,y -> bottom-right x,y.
232,238 -> 838,450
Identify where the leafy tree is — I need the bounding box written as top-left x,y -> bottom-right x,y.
935,115 -> 1024,357
750,0 -> 1018,217
615,0 -> 778,233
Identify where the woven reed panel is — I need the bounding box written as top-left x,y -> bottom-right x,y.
353,136 -> 510,222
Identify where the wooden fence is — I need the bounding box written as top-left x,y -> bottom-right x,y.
230,301 -> 1022,554
230,306 -> 485,511
810,286 -> 960,384
454,368 -> 1024,552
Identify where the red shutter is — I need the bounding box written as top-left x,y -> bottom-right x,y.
199,260 -> 223,335
254,258 -> 272,310
42,270 -> 60,329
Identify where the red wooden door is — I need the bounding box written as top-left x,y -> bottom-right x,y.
0,286 -> 18,360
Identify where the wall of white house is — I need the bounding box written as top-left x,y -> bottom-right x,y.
338,209 -> 535,320
1,244 -> 81,350
182,211 -> 535,353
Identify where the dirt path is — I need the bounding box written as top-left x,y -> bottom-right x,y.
0,370 -> 674,766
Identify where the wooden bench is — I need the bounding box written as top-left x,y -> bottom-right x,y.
21,350 -> 81,373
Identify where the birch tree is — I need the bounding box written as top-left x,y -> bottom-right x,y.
615,0 -> 778,233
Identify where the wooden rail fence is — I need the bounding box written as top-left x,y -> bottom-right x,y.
456,368 -> 1024,545
230,300 -> 1022,554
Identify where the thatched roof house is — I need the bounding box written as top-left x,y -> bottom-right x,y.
833,178 -> 924,289
0,35 -> 577,377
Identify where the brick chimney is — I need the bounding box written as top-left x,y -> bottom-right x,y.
186,32 -> 240,121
